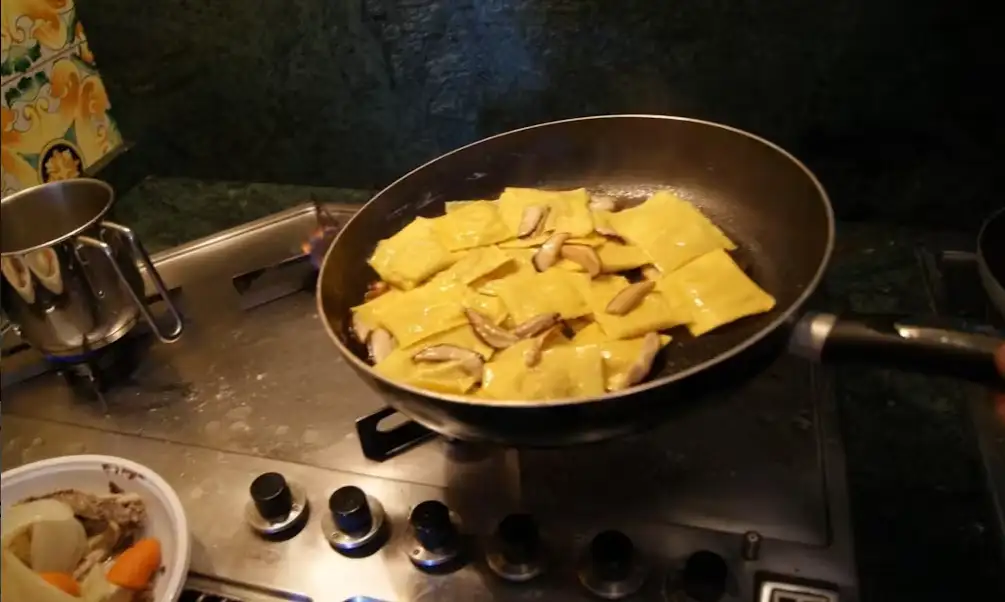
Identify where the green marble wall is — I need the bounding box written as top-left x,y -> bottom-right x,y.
77,0 -> 1003,228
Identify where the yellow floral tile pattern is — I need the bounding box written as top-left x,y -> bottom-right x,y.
1,0 -> 121,196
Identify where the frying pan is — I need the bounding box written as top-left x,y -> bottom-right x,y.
317,116 -> 1005,446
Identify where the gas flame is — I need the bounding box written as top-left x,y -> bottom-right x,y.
303,202 -> 342,269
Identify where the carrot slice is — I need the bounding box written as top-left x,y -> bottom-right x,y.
106,538 -> 162,590
39,572 -> 81,596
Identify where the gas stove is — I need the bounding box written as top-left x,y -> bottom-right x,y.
1,204 -> 856,602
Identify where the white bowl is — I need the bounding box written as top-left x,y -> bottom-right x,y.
1,455 -> 191,602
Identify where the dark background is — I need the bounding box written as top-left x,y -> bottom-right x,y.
79,0 -> 1004,227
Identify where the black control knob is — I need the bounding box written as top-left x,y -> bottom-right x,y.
249,472 -> 293,521
682,550 -> 728,602
497,513 -> 541,564
590,530 -> 635,582
329,486 -> 373,535
410,500 -> 456,550
487,513 -> 544,582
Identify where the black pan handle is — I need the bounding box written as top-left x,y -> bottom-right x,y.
790,312 -> 1005,385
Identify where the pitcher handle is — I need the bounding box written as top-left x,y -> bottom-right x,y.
76,221 -> 183,343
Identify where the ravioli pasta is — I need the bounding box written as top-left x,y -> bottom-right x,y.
354,187 -> 776,401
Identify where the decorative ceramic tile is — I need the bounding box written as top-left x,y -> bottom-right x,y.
1,0 -> 85,84
2,45 -> 122,196
1,0 -> 121,196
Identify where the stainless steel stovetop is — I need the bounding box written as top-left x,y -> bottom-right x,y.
1,204 -> 856,602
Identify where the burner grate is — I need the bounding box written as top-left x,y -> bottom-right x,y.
180,575 -> 311,602
179,589 -> 245,602
355,406 -> 435,461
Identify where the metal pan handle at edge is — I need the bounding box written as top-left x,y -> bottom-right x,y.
76,221 -> 183,343
791,311 -> 1004,385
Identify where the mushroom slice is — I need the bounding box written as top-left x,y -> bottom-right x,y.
605,280 -> 656,315
523,326 -> 559,367
594,223 -> 622,238
413,344 -> 481,363
641,265 -> 662,281
532,231 -> 570,272
368,328 -> 396,364
532,211 -> 550,237
611,332 -> 662,390
517,205 -> 550,238
512,312 -> 561,339
588,195 -> 618,212
364,280 -> 390,302
465,308 -> 520,349
413,344 -> 485,379
560,245 -> 602,278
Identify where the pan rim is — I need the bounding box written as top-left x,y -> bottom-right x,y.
977,206 -> 1004,262
977,206 -> 1005,310
317,114 -> 836,408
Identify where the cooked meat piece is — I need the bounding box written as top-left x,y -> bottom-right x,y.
73,521 -> 137,580
25,489 -> 146,527
73,549 -> 108,581
87,520 -> 122,554
79,517 -> 110,537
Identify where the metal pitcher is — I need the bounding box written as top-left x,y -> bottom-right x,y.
0,179 -> 182,358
